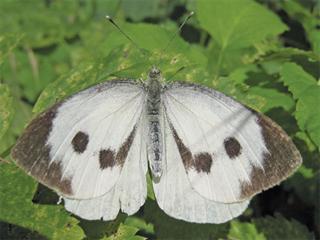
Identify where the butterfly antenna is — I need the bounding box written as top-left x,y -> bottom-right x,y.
160,11 -> 194,59
106,15 -> 146,56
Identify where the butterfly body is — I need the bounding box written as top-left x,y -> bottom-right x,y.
12,67 -> 302,223
146,66 -> 164,178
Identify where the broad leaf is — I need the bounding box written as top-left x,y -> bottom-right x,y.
197,0 -> 287,49
197,0 -> 287,76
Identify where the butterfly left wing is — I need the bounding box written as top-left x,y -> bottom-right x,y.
12,80 -> 146,200
162,82 -> 302,203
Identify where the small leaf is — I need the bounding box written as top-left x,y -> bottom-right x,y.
228,220 -> 266,240
125,216 -> 155,235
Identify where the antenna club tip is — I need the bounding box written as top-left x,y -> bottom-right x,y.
105,15 -> 111,20
190,11 -> 194,15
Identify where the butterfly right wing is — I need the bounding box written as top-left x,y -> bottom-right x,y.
152,106 -> 250,223
12,80 -> 146,200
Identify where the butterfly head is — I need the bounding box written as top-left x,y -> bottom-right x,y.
148,66 -> 161,79
147,66 -> 163,89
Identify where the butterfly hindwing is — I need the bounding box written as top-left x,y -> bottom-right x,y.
152,106 -> 250,223
162,82 -> 302,203
63,115 -> 148,220
12,80 -> 146,199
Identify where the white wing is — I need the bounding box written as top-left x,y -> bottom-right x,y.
63,116 -> 148,220
153,106 -> 250,223
12,80 -> 147,200
162,82 -> 302,203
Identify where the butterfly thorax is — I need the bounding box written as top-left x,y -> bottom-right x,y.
146,67 -> 163,178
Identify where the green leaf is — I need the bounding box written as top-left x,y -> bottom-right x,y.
248,87 -> 295,112
146,172 -> 155,200
125,216 -> 155,235
0,84 -> 14,141
0,0 -> 91,48
0,33 -> 22,66
280,62 -> 320,149
104,223 -> 145,240
2,48 -> 60,103
197,0 -> 287,49
197,0 -> 287,76
228,220 -> 266,240
0,162 -> 85,239
253,215 -> 314,240
0,99 -> 32,156
121,0 -> 178,22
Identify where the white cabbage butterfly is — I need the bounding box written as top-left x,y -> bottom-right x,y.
11,14 -> 302,224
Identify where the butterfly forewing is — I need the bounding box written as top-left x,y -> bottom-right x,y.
12,81 -> 146,199
162,82 -> 302,203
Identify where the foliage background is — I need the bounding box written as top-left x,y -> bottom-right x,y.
0,0 -> 319,239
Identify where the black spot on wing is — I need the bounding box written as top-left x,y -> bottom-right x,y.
99,126 -> 137,170
170,124 -> 213,174
71,131 -> 89,153
99,149 -> 115,169
194,152 -> 213,173
115,126 -> 136,167
170,124 -> 193,170
224,137 -> 242,159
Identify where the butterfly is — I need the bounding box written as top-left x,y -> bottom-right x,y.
11,65 -> 302,223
